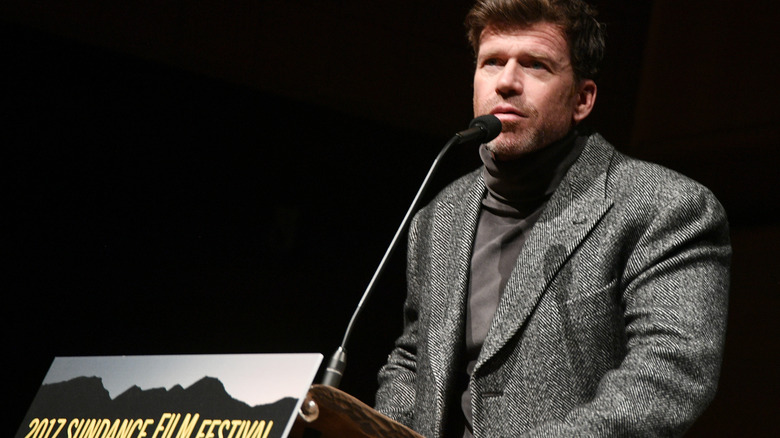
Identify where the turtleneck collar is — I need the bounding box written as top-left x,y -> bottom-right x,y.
480,129 -> 586,217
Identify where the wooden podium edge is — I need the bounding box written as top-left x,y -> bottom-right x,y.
289,384 -> 423,438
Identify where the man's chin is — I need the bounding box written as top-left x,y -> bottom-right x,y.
485,134 -> 539,160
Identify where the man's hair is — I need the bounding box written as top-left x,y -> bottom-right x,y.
465,0 -> 605,80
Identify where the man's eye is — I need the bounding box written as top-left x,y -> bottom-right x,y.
482,58 -> 502,67
530,61 -> 546,70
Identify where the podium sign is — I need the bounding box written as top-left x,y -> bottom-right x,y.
16,354 -> 322,438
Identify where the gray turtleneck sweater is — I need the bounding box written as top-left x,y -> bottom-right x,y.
460,131 -> 586,437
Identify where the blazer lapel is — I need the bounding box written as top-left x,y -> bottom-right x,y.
426,172 -> 485,397
475,135 -> 616,371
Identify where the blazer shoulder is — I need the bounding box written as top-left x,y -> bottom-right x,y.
601,147 -> 729,236
574,132 -> 728,236
608,148 -> 722,205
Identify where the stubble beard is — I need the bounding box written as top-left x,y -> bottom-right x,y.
476,97 -> 545,160
483,106 -> 557,160
484,118 -> 545,160
482,108 -> 573,161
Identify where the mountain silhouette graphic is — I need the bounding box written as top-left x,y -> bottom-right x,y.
17,376 -> 298,438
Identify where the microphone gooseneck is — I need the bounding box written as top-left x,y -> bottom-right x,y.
320,115 -> 502,388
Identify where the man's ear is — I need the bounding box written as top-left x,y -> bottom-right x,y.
572,79 -> 597,123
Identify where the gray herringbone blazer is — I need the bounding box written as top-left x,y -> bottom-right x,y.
375,133 -> 731,437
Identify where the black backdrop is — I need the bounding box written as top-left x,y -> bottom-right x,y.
5,19 -> 483,433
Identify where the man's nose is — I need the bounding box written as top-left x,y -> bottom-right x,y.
496,60 -> 523,96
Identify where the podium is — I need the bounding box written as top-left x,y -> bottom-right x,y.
289,385 -> 424,438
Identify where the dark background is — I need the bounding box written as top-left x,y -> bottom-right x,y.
4,1 -> 777,436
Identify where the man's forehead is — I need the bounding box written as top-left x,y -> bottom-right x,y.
478,22 -> 570,58
479,21 -> 568,45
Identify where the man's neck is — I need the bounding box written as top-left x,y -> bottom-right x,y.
480,129 -> 584,213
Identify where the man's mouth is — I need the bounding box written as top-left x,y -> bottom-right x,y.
490,105 -> 526,121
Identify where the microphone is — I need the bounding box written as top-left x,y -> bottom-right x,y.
320,115 -> 501,388
456,114 -> 503,143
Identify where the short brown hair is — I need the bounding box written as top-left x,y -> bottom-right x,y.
465,0 -> 605,80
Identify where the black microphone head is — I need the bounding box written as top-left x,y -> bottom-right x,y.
469,114 -> 502,143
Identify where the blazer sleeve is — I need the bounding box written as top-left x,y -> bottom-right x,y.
525,178 -> 731,436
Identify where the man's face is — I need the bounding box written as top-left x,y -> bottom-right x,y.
473,22 -> 596,160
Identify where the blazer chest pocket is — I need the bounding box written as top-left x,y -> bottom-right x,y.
557,278 -> 621,340
559,277 -> 626,367
561,276 -> 619,315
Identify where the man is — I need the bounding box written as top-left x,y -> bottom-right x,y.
374,0 -> 731,437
